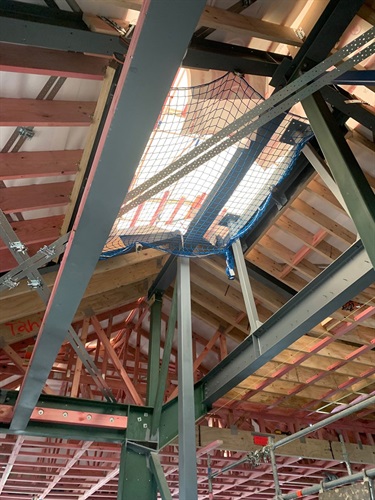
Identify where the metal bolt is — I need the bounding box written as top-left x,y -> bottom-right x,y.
144,412 -> 148,417
62,412 -> 68,418
143,423 -> 148,429
38,409 -> 44,415
27,278 -> 42,289
86,414 -> 92,420
109,417 -> 115,423
137,417 -> 142,422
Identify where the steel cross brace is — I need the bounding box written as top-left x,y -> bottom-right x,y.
0,212 -> 69,292
0,211 -> 115,402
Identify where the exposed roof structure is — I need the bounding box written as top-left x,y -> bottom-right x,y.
0,0 -> 374,499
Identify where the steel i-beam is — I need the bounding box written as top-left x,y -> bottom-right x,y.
147,292 -> 162,406
10,0 -> 207,431
302,92 -> 375,269
177,257 -> 198,500
201,240 -> 375,407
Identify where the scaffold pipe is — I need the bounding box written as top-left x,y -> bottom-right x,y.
281,468 -> 375,500
274,394 -> 375,450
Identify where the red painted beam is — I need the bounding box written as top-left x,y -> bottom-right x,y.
0,43 -> 110,80
0,181 -> 73,213
0,99 -> 95,126
0,150 -> 82,180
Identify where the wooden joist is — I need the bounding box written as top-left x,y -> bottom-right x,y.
0,43 -> 109,80
0,215 -> 64,272
60,66 -> 117,235
200,6 -> 302,46
0,150 -> 82,180
87,1 -> 302,46
82,14 -> 129,36
0,99 -> 95,127
0,215 -> 64,252
290,199 -> 356,245
0,181 -> 73,213
0,249 -> 167,324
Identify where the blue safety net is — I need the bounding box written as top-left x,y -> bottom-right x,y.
101,72 -> 312,259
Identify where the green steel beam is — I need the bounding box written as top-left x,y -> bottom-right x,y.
147,292 -> 163,406
158,382 -> 207,449
118,444 -> 157,500
151,287 -> 177,438
302,92 -> 375,269
149,452 -> 173,500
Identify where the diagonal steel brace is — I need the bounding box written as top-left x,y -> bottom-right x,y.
0,210 -> 116,402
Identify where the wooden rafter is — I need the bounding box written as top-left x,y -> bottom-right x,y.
0,99 -> 95,127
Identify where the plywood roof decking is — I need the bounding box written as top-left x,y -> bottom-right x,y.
0,0 -> 374,498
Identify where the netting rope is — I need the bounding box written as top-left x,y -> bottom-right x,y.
102,72 -> 312,259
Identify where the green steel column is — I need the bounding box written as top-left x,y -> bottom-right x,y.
302,92 -> 375,269
117,444 -> 157,500
149,452 -> 173,500
177,257 -> 198,500
147,292 -> 163,406
151,286 -> 177,438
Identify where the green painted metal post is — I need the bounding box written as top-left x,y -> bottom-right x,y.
151,286 -> 177,438
147,292 -> 163,407
177,257 -> 198,500
117,444 -> 157,500
302,92 -> 375,269
149,452 -> 173,500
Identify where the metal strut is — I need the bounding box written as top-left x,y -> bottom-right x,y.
0,210 -> 116,403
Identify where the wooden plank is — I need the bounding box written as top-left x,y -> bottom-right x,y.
0,248 -> 165,301
0,150 -> 82,180
0,249 -> 167,323
0,99 -> 95,127
358,3 -> 375,25
190,282 -> 249,334
0,312 -> 44,345
90,1 -> 302,46
290,199 -> 356,245
0,43 -> 109,80
82,14 -> 129,36
60,66 -> 116,235
0,181 -> 73,213
198,427 -> 375,464
194,256 -> 286,313
0,278 -> 153,335
199,6 -> 302,46
0,215 -> 64,251
246,248 -> 308,291
275,215 -> 341,261
0,215 -> 64,272
306,179 -> 348,214
257,234 -> 322,280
